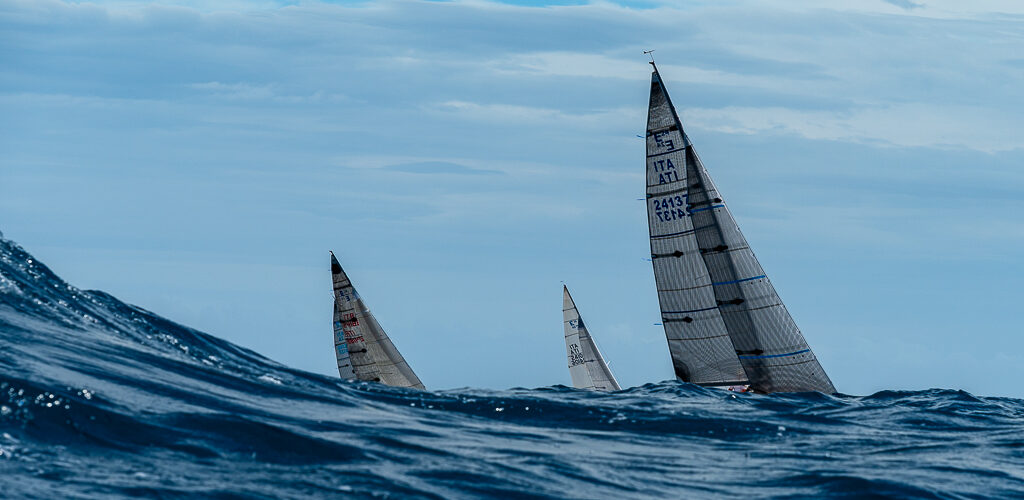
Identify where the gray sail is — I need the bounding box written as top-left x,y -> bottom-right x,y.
645,63 -> 835,393
331,252 -> 425,390
562,285 -> 620,391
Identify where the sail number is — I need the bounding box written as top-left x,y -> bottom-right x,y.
653,195 -> 687,222
653,196 -> 685,210
568,343 -> 585,367
650,158 -> 680,184
655,209 -> 687,222
657,171 -> 680,184
653,131 -> 675,150
651,158 -> 676,172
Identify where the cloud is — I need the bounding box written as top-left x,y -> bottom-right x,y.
187,82 -> 276,99
882,0 -> 924,10
382,161 -> 504,176
429,100 -> 641,131
683,103 -> 1023,152
4,0 -> 1024,394
495,51 -> 831,89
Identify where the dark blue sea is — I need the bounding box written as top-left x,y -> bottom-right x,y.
1,233 -> 1021,499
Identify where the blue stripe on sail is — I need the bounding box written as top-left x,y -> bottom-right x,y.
663,305 -> 718,314
713,275 -> 766,286
738,349 -> 810,360
689,205 -> 725,214
651,229 -> 695,239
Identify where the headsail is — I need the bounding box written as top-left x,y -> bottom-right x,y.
331,252 -> 425,390
562,285 -> 621,391
645,63 -> 835,393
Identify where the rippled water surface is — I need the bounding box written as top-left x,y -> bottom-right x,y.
1,233 -> 1022,498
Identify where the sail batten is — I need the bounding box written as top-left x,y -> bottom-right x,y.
330,252 -> 425,390
562,286 -> 620,392
645,64 -> 835,393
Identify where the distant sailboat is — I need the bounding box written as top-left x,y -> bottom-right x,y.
331,252 -> 425,390
562,285 -> 620,391
644,62 -> 836,393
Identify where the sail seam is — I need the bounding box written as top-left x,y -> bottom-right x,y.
713,275 -> 767,286
663,305 -> 718,314
658,282 -> 712,292
647,148 -> 684,158
672,333 -> 734,340
647,186 -> 689,197
719,302 -> 785,314
651,229 -> 695,239
689,205 -> 725,214
737,348 -> 810,360
748,358 -> 820,368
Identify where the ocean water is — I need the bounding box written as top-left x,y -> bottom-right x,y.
1,234 -> 1022,499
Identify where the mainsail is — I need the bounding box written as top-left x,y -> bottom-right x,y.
562,285 -> 621,391
645,63 -> 836,393
331,252 -> 425,390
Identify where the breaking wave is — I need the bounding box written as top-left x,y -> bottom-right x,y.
1,232 -> 1022,498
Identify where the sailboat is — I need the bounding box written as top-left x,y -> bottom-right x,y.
330,251 -> 425,389
562,285 -> 621,391
644,62 -> 836,394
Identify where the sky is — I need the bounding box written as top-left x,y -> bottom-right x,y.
2,0 -> 1023,397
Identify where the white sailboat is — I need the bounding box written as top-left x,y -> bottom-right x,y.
562,285 -> 620,391
331,252 -> 424,390
644,61 -> 835,393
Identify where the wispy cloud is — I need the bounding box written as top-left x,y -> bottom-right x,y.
429,100 -> 641,131
383,161 -> 504,176
883,0 -> 924,10
187,82 -> 276,99
684,103 -> 1022,152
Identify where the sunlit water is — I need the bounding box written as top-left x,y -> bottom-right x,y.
1,233 -> 1021,498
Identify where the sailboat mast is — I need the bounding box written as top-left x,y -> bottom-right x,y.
644,62 -> 836,393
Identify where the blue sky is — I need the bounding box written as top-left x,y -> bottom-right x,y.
2,0 -> 1023,397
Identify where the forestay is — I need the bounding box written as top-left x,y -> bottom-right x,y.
645,63 -> 836,393
562,285 -> 620,391
331,252 -> 425,390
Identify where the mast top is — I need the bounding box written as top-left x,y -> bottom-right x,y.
643,50 -> 659,73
